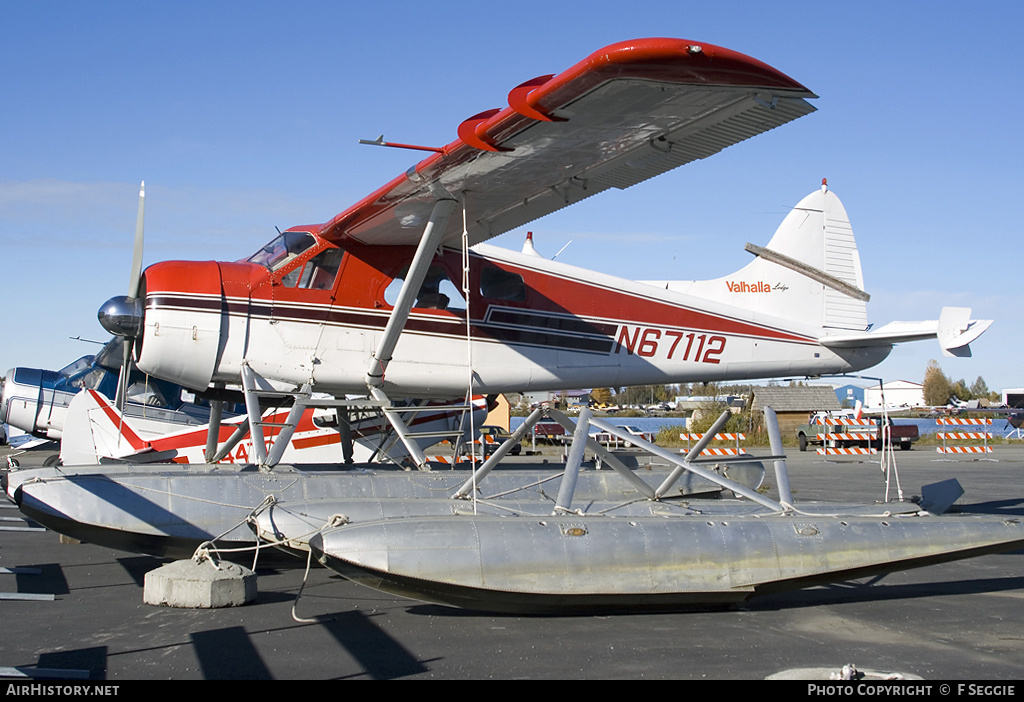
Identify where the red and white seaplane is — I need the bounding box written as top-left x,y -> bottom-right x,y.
10,38 -> 1014,614
93,38 -> 986,469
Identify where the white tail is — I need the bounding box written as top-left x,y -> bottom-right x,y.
649,181 -> 869,334
60,390 -> 152,465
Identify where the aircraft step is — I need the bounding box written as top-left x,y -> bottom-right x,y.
252,420 -> 292,429
399,429 -> 466,440
384,404 -> 472,413
305,398 -> 387,409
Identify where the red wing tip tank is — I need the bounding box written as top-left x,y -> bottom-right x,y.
306,409 -> 1024,615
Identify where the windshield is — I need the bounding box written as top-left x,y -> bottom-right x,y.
57,354 -> 95,378
247,231 -> 316,271
94,337 -> 126,372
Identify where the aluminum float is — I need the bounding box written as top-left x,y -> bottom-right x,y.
304,409 -> 1024,613
6,406 -> 759,563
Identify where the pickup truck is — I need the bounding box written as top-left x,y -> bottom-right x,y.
531,421 -> 567,444
797,415 -> 920,451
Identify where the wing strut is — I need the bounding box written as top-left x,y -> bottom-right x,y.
365,193 -> 459,470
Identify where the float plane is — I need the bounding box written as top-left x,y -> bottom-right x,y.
9,37 -> 1016,614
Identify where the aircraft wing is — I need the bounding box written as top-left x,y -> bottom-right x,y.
319,38 -> 817,248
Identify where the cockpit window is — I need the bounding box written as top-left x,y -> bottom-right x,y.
68,367 -> 113,392
247,231 -> 316,271
57,354 -> 95,378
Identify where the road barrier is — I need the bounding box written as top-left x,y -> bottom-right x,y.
936,417 -> 993,454
815,417 -> 877,455
679,432 -> 747,456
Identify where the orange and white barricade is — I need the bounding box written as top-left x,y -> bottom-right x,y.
679,432 -> 747,456
936,417 -> 993,455
816,417 -> 877,455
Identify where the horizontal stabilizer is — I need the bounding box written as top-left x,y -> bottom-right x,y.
819,307 -> 992,357
938,306 -> 993,358
6,434 -> 52,450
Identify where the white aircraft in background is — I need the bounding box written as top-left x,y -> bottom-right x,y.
1,337 -> 222,445
2,336 -> 487,467
58,388 -> 489,467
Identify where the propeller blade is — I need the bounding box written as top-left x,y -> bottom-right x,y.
118,180 -> 144,410
127,181 -> 145,299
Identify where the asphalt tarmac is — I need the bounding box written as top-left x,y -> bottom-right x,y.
1,442 -> 1022,681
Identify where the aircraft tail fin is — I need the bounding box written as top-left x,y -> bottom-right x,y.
656,180 -> 869,334
647,182 -> 992,357
60,390 -> 159,465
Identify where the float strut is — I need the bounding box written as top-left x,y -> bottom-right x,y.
554,407 -> 592,513
453,407 -> 544,498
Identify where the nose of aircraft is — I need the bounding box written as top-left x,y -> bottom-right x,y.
97,295 -> 144,339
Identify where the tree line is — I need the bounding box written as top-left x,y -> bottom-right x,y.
519,361 -> 997,415
591,382 -> 756,408
922,359 -> 998,407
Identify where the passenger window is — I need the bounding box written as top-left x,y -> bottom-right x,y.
480,265 -> 526,301
384,264 -> 466,312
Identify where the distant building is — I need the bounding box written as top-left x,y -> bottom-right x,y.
485,394 -> 512,431
1002,389 -> 1024,409
863,380 -> 924,409
833,384 -> 865,408
749,386 -> 841,435
524,390 -> 591,409
673,395 -> 746,411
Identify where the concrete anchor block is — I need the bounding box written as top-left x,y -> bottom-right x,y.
144,558 -> 256,608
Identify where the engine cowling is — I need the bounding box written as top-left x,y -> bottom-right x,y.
133,260 -> 224,391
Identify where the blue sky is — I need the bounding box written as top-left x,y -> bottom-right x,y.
2,1 -> 1021,394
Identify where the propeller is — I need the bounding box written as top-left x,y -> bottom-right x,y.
128,181 -> 145,299
97,181 -> 146,410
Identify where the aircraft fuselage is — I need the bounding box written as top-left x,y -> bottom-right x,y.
132,230 -> 890,397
